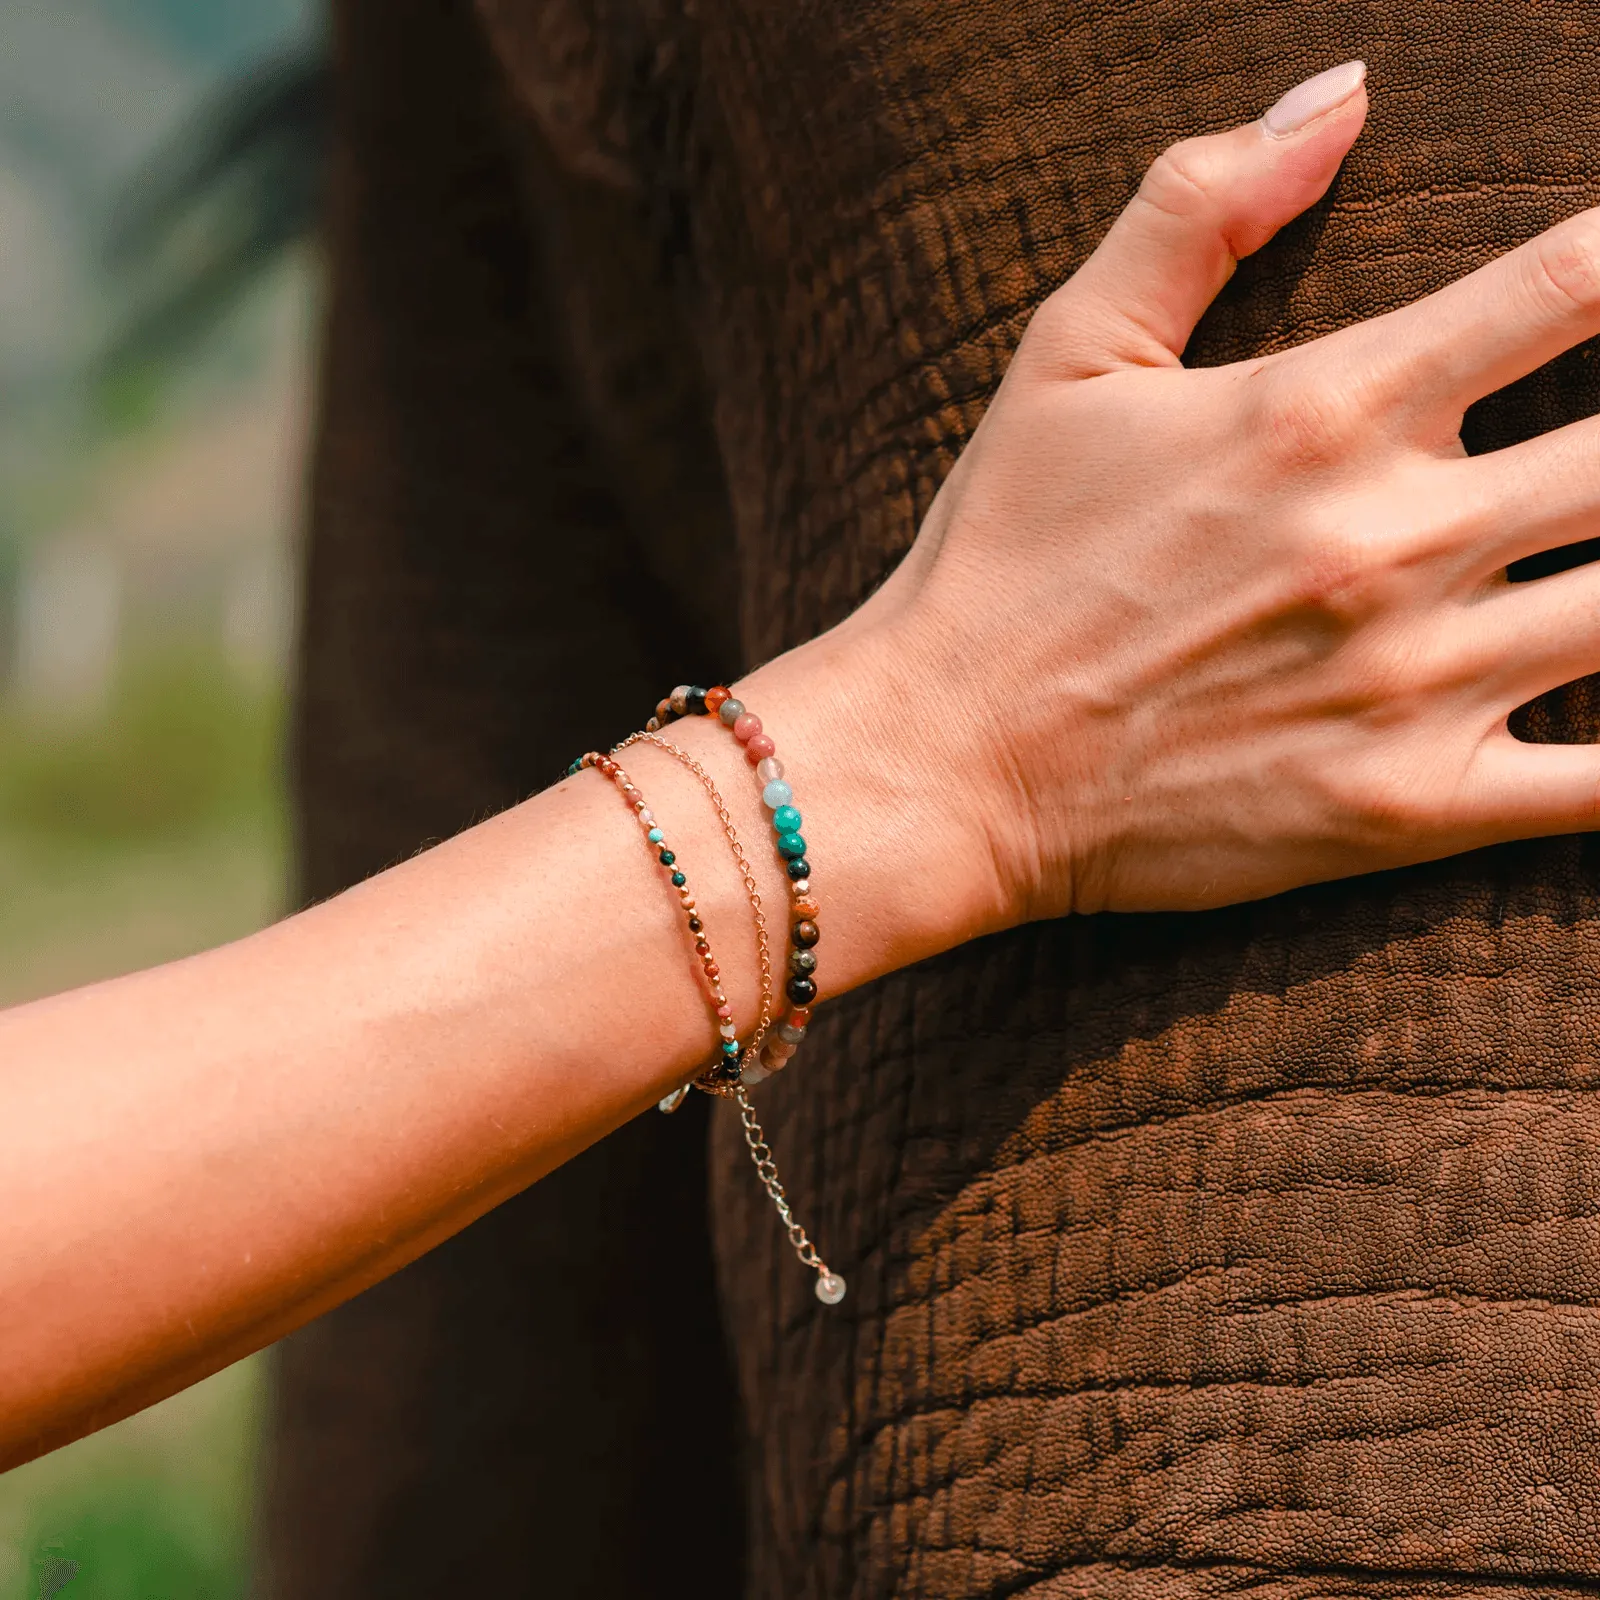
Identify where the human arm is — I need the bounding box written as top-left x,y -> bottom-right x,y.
14,61 -> 1600,1465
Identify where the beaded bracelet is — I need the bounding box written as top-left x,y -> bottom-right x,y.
615,729 -> 778,1090
649,685 -> 817,1085
569,741 -> 846,1305
574,751 -> 746,1090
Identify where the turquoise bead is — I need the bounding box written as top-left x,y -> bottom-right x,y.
647,828 -> 664,844
777,832 -> 807,858
762,779 -> 793,810
721,1039 -> 740,1057
671,871 -> 686,887
772,805 -> 802,834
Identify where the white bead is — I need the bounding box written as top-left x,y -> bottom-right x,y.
756,757 -> 785,784
815,1272 -> 846,1305
719,1021 -> 737,1040
638,808 -> 654,825
741,1062 -> 771,1087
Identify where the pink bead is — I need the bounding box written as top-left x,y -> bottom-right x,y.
731,713 -> 762,743
716,1003 -> 732,1019
756,757 -> 785,783
745,733 -> 776,762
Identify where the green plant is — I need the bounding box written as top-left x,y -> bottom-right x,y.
0,649 -> 281,846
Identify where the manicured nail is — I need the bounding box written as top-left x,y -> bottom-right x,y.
1262,60 -> 1367,139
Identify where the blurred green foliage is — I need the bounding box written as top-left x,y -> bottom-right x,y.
0,0 -> 317,1591
0,649 -> 281,845
2,1359 -> 263,1600
28,1484 -> 233,1600
0,650 -> 285,1596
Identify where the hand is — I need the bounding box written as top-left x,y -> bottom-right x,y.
845,61 -> 1600,918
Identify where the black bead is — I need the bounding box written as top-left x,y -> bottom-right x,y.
686,687 -> 709,715
688,916 -> 703,933
791,949 -> 817,976
786,975 -> 818,1006
659,850 -> 675,866
785,857 -> 810,881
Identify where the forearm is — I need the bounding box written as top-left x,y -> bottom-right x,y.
0,623 -> 994,1466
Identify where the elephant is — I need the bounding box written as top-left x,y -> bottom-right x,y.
260,1 -> 1600,1595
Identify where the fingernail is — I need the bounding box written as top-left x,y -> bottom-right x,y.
1262,60 -> 1367,139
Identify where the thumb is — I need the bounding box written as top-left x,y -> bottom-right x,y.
1040,60 -> 1369,377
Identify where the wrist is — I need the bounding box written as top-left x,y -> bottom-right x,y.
725,613 -> 1019,995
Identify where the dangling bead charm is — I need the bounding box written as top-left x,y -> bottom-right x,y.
815,1271 -> 847,1305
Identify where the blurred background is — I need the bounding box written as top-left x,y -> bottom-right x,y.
0,0 -> 325,1593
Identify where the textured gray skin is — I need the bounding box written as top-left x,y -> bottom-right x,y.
267,2 -> 1600,1596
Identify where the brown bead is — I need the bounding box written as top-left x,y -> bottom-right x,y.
793,919 -> 820,948
792,897 -> 820,919
704,963 -> 720,980
695,939 -> 711,955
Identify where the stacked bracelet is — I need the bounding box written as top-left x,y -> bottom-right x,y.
568,711 -> 847,1306
575,751 -> 746,1090
617,729 -> 779,1084
650,684 -> 817,1085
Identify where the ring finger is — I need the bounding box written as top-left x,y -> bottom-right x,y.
1457,556 -> 1600,709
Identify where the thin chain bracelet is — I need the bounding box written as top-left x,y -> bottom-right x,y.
736,1083 -> 839,1296
576,724 -> 846,1306
613,729 -> 778,1098
613,729 -> 844,1305
573,750 -> 745,1091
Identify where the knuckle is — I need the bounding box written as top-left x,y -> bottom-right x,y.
1340,766 -> 1444,844
1138,136 -> 1226,221
1526,217 -> 1600,316
1288,530 -> 1376,620
1250,374 -> 1367,475
1284,541 -> 1406,641
1284,514 -> 1426,632
1317,736 -> 1453,848
1372,766 -> 1455,842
